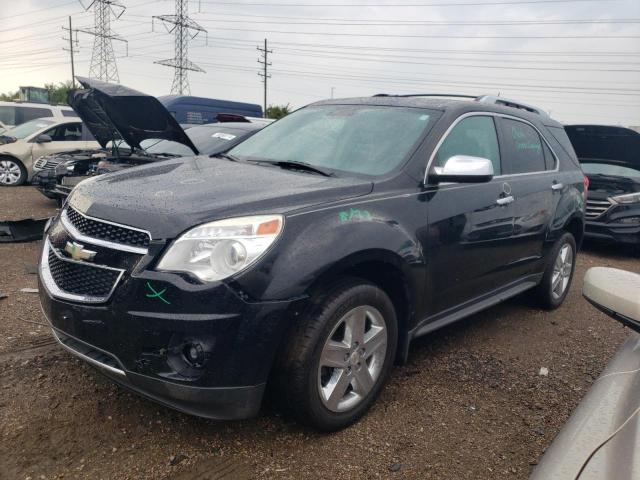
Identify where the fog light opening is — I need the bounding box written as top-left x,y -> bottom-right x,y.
182,342 -> 205,368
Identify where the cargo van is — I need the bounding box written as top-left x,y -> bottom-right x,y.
158,95 -> 263,124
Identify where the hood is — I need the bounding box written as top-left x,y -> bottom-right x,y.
565,125 -> 640,165
68,76 -> 198,154
68,157 -> 373,239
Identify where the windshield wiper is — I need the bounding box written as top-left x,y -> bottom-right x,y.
212,152 -> 242,162
252,160 -> 335,177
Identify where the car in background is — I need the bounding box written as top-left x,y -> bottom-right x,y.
0,101 -> 74,129
0,117 -> 98,186
33,121 -> 267,204
531,266 -> 640,479
566,125 -> 640,245
159,95 -> 263,125
30,76 -> 270,203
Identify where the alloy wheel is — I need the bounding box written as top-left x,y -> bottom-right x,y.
551,243 -> 573,300
0,159 -> 22,185
317,305 -> 388,413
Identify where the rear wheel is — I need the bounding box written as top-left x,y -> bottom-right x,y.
535,232 -> 576,309
275,279 -> 397,431
0,157 -> 27,186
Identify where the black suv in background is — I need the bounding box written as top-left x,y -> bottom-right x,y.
38,94 -> 586,431
566,125 -> 640,245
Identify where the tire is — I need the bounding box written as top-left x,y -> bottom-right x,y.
274,278 -> 398,431
0,157 -> 27,186
535,232 -> 577,310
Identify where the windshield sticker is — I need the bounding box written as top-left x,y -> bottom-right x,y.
145,282 -> 171,305
212,132 -> 236,141
339,208 -> 373,223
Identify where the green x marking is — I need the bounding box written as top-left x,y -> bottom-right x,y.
145,282 -> 171,305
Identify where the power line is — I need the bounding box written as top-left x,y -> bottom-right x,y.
195,0 -> 620,7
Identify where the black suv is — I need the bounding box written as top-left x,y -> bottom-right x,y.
38,94 -> 586,431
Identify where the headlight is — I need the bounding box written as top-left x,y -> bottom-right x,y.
610,192 -> 640,204
156,215 -> 284,282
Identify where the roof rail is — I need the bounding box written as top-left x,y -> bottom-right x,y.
373,93 -> 478,100
475,95 -> 549,117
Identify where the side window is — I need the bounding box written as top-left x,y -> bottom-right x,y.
501,118 -> 545,174
60,123 -> 82,141
17,106 -> 53,123
0,106 -> 16,125
61,110 -> 78,117
434,116 -> 501,175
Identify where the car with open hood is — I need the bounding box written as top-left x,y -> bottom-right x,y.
566,125 -> 640,245
31,77 -> 268,203
38,93 -> 586,431
0,116 -> 98,186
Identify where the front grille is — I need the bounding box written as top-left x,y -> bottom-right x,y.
47,245 -> 121,298
585,198 -> 614,220
34,157 -> 61,170
65,206 -> 151,249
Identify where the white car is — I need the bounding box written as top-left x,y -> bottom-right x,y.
0,117 -> 98,186
0,101 -> 75,129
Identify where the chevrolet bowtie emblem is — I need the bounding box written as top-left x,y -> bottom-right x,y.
64,241 -> 97,261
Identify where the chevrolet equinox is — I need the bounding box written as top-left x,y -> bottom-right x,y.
39,94 -> 586,431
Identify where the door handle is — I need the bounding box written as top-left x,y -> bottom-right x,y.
496,195 -> 514,206
551,182 -> 564,191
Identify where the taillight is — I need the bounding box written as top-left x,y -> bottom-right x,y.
583,175 -> 589,201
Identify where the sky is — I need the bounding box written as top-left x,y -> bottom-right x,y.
1,0 -> 639,126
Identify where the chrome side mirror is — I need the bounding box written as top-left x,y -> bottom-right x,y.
431,155 -> 494,183
583,267 -> 640,332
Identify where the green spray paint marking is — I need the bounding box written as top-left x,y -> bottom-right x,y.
145,282 -> 171,305
339,208 -> 373,223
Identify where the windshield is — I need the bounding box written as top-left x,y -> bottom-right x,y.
141,138 -> 193,156
189,125 -> 254,154
229,105 -> 435,176
581,162 -> 640,179
7,118 -> 55,139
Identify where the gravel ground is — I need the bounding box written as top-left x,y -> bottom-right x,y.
0,186 -> 638,480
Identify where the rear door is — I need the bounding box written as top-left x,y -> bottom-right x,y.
424,114 -> 516,315
496,116 -> 556,278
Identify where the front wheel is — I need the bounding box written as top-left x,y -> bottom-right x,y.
535,232 -> 577,310
275,279 -> 397,431
0,157 -> 27,186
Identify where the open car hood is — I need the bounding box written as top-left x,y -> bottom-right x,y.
68,76 -> 198,154
565,125 -> 640,166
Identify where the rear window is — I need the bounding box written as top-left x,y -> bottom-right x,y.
62,110 -> 77,117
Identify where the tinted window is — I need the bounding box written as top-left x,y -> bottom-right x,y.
434,116 -> 501,175
0,106 -> 16,125
230,105 -> 435,177
542,141 -> 556,170
502,119 -> 545,174
62,110 -> 77,117
44,123 -> 83,141
18,106 -> 53,123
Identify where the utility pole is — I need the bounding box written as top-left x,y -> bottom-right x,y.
77,0 -> 127,83
257,38 -> 272,118
154,0 -> 207,95
62,16 -> 79,88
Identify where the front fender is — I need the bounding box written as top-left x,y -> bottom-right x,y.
232,205 -> 425,303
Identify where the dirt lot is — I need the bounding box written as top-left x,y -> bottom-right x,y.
1,186 -> 638,480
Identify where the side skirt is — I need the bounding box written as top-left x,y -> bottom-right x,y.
397,274 -> 543,364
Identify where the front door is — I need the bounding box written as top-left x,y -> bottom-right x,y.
422,114 -> 516,316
